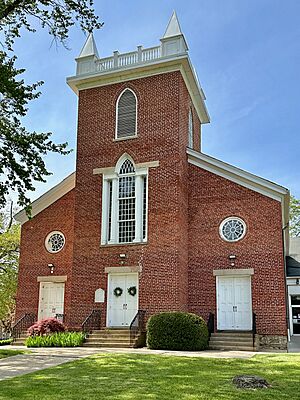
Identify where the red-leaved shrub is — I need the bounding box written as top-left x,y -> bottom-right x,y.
27,318 -> 66,337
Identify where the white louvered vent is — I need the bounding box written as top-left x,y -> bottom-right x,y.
116,89 -> 137,138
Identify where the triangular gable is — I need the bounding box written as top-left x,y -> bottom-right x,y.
14,172 -> 76,224
187,148 -> 290,237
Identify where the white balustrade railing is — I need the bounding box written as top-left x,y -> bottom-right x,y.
92,45 -> 161,75
142,46 -> 161,62
118,51 -> 138,67
97,57 -> 114,72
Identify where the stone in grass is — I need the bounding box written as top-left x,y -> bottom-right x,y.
232,375 -> 271,389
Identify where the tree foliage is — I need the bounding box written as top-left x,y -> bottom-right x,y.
0,207 -> 20,334
0,1 -> 102,211
290,195 -> 300,237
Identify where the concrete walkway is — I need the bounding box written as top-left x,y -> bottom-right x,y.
0,345 -> 255,381
288,336 -> 300,352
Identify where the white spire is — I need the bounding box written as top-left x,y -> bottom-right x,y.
163,11 -> 183,38
78,32 -> 99,59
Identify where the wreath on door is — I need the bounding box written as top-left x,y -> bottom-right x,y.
127,286 -> 137,297
113,287 -> 123,297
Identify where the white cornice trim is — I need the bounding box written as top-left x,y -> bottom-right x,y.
67,55 -> 210,124
14,172 -> 76,225
187,148 -> 288,200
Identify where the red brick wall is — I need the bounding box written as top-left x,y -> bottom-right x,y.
188,164 -> 287,335
15,190 -> 75,321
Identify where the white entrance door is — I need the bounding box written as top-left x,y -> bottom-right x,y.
217,276 -> 252,330
107,273 -> 138,327
38,282 -> 65,320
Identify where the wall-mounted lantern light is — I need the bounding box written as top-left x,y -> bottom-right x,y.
229,255 -> 236,267
48,263 -> 55,274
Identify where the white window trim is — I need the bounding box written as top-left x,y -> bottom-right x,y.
45,231 -> 65,253
219,216 -> 247,242
115,88 -> 138,140
188,108 -> 193,148
101,154 -> 148,245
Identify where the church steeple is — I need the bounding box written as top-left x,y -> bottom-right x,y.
76,32 -> 99,75
163,11 -> 183,38
160,11 -> 188,56
78,32 -> 99,59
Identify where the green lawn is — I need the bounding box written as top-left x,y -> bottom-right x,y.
0,349 -> 25,359
0,353 -> 299,399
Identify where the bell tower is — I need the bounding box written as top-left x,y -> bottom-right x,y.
66,13 -> 210,327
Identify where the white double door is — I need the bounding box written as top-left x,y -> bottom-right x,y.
107,273 -> 138,327
38,282 -> 65,320
217,276 -> 252,331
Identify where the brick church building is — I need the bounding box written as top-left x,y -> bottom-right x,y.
15,13 -> 290,350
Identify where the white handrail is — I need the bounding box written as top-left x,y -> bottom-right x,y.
93,45 -> 161,74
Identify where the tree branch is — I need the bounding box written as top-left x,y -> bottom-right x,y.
0,0 -> 27,20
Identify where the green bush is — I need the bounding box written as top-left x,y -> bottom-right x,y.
25,332 -> 85,347
0,339 -> 12,346
147,312 -> 209,351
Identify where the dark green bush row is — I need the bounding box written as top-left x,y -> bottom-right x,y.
147,312 -> 209,351
26,332 -> 85,347
0,339 -> 12,346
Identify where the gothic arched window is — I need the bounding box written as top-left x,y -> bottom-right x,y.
118,160 -> 136,243
101,155 -> 147,244
116,89 -> 137,139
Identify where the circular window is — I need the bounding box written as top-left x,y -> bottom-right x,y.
219,217 -> 246,242
45,231 -> 65,253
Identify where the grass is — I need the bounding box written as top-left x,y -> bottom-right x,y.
0,353 -> 299,399
0,349 -> 25,359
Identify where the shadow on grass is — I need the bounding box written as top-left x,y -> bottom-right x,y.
0,353 -> 299,400
0,350 -> 25,360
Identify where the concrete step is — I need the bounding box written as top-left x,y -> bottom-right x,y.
210,340 -> 253,347
211,332 -> 252,338
210,337 -> 253,343
89,332 -> 131,339
83,329 -> 137,348
13,341 -> 26,346
85,337 -> 131,343
92,329 -> 130,334
83,342 -> 133,348
209,344 -> 255,351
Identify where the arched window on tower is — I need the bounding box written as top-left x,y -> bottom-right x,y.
101,155 -> 148,245
188,108 -> 193,148
116,89 -> 137,139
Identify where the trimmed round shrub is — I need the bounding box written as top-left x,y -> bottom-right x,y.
27,317 -> 66,337
147,312 -> 209,351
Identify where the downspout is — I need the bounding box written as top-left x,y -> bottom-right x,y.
282,223 -> 290,343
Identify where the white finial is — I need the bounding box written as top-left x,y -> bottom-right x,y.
78,32 -> 99,59
163,11 -> 183,38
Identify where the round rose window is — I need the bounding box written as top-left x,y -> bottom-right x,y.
45,231 -> 65,253
219,217 -> 246,242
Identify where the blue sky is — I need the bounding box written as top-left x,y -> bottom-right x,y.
14,0 -> 300,201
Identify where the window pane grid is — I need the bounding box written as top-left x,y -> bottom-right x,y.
119,198 -> 136,221
118,162 -> 136,243
119,221 -> 135,243
119,159 -> 135,175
